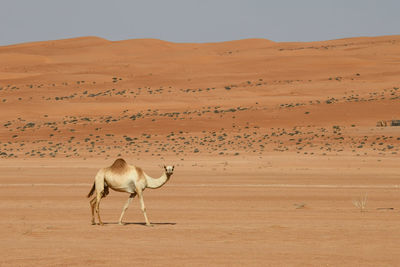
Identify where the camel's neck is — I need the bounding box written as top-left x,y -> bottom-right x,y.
145,172 -> 171,189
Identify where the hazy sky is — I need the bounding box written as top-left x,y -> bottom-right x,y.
0,0 -> 399,46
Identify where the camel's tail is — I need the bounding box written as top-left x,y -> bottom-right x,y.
87,182 -> 109,198
87,183 -> 95,198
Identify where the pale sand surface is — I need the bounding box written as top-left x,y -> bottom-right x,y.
0,156 -> 399,266
0,36 -> 400,266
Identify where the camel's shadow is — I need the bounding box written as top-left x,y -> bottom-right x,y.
103,222 -> 176,226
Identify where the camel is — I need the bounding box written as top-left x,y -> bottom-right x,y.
87,158 -> 174,226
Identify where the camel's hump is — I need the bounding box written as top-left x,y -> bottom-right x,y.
110,158 -> 127,171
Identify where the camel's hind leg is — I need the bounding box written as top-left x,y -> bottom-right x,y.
90,197 -> 97,225
118,192 -> 137,225
93,172 -> 106,225
95,193 -> 104,225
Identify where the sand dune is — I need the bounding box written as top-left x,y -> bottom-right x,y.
0,35 -> 400,266
0,35 -> 399,159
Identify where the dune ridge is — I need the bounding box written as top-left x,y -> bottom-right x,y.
0,35 -> 399,160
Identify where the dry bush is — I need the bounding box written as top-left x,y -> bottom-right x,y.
353,193 -> 367,212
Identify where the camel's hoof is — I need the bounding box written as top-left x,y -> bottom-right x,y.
91,222 -> 96,225
99,223 -> 104,226
145,223 -> 154,227
118,222 -> 125,225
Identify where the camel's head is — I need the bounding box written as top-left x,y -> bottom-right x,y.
163,165 -> 174,177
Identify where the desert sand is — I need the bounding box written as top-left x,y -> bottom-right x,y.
0,35 -> 399,266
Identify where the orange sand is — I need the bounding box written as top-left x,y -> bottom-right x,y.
0,36 -> 399,266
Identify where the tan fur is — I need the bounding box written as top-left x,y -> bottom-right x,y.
135,166 -> 145,181
109,158 -> 128,174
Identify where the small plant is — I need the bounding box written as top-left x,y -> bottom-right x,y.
353,193 -> 367,212
294,203 -> 306,209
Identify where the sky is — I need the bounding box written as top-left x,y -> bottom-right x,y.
0,0 -> 399,46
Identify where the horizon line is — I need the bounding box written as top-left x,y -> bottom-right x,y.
1,34 -> 400,48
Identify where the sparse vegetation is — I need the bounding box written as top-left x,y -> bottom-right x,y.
353,193 -> 368,212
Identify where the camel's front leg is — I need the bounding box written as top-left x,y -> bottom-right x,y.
118,192 -> 137,225
136,189 -> 152,226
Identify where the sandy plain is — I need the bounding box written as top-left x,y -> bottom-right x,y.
0,35 -> 400,266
